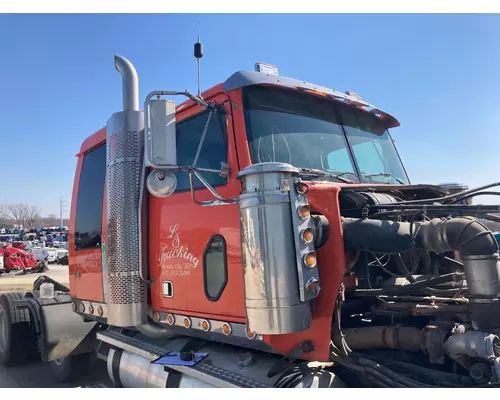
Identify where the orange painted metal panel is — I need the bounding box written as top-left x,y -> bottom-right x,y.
261,183 -> 345,361
70,83 -> 349,361
148,91 -> 246,323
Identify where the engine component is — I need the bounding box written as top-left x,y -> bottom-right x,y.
342,216 -> 500,330
338,190 -> 399,218
311,215 -> 330,248
237,162 -> 315,335
343,324 -> 448,365
361,192 -> 400,208
106,55 -> 147,327
438,182 -> 471,204
469,363 -> 491,382
273,362 -> 346,388
383,275 -> 468,292
445,330 -> 499,361
343,326 -> 423,351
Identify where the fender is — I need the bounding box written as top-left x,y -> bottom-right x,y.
13,291 -> 97,362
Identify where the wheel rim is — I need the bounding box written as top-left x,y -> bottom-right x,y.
0,302 -> 6,353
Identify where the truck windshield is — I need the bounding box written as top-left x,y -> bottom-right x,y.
242,85 -> 409,184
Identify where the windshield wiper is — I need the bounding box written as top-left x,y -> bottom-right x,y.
363,172 -> 405,184
299,168 -> 358,184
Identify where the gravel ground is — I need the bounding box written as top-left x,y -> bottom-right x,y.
0,357 -> 111,388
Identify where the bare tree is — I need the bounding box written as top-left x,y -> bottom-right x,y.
0,204 -> 9,227
25,206 -> 42,229
7,203 -> 31,228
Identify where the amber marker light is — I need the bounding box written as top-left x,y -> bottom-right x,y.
183,317 -> 192,328
201,320 -> 211,332
167,314 -> 175,325
304,252 -> 317,268
298,205 -> 310,220
246,329 -> 256,340
153,312 -> 160,323
222,323 -> 232,336
301,228 -> 314,244
97,306 -> 103,317
87,305 -> 94,315
71,302 -> 76,312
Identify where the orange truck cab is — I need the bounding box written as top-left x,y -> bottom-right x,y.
2,52 -> 494,389
70,56 -> 412,360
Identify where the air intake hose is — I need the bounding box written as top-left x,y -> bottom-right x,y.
342,216 -> 500,329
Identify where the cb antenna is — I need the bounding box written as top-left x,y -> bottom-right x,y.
194,21 -> 203,98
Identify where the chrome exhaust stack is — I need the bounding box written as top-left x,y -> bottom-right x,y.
114,55 -> 140,112
105,55 -> 146,327
106,55 -> 173,338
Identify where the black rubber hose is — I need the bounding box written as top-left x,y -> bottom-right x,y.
380,181 -> 500,205
483,213 -> 500,224
353,272 -> 462,296
452,191 -> 500,204
342,217 -> 498,256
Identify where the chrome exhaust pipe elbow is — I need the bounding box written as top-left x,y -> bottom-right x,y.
114,55 -> 139,112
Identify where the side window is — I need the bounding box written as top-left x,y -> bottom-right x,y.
175,107 -> 228,192
74,144 -> 106,250
203,235 -> 228,301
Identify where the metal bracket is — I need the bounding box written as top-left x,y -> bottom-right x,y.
219,162 -> 231,178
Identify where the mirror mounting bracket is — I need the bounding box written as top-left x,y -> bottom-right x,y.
144,90 -> 213,170
219,162 -> 231,178
188,168 -> 238,206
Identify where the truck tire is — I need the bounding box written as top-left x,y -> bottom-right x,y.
0,292 -> 32,366
49,353 -> 92,383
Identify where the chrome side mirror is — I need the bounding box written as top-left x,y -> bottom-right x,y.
145,99 -> 177,168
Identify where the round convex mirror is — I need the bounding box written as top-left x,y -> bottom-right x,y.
146,170 -> 177,198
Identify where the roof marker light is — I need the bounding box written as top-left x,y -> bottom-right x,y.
255,62 -> 279,76
345,91 -> 362,100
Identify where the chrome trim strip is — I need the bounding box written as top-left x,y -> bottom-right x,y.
73,300 -> 261,341
152,311 -> 262,341
72,299 -> 108,319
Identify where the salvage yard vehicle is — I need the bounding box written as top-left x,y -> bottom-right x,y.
0,246 -> 48,275
2,45 -> 500,388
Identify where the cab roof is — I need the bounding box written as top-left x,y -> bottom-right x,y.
79,70 -> 399,155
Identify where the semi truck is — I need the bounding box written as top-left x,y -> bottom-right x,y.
1,49 -> 500,388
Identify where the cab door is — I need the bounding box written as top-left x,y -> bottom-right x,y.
69,143 -> 106,303
149,93 -> 246,322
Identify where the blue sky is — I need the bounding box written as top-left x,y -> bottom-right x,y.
1,13 -> 499,216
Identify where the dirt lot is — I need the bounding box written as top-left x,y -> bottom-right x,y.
0,264 -> 69,293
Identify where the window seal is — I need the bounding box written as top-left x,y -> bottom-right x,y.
203,234 -> 228,302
